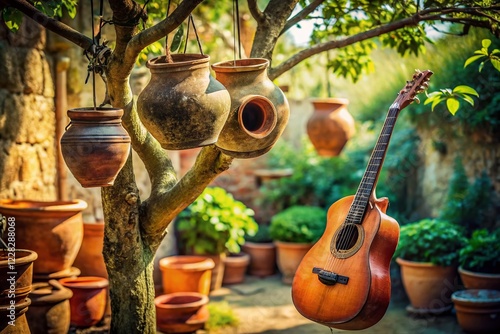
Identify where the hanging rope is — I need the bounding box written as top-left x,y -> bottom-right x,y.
232,0 -> 242,63
183,15 -> 204,55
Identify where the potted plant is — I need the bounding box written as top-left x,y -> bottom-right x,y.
242,225 -> 277,277
458,228 -> 500,290
394,218 -> 467,314
175,187 -> 258,290
269,206 -> 326,284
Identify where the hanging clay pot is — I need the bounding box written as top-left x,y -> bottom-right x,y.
26,280 -> 73,334
137,54 -> 231,150
0,249 -> 37,304
159,256 -> 215,296
0,200 -> 86,274
212,58 -> 290,158
155,292 -> 209,334
0,298 -> 31,333
60,107 -> 131,188
306,98 -> 355,157
222,252 -> 250,285
73,221 -> 107,279
59,276 -> 108,327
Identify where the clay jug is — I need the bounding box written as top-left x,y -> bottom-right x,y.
306,98 -> 355,157
137,54 -> 231,150
60,107 -> 131,187
212,58 -> 290,158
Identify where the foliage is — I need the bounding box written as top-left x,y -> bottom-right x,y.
440,158 -> 495,236
245,224 -> 272,243
269,205 -> 326,243
464,39 -> 500,72
205,301 -> 239,332
424,85 -> 478,116
459,229 -> 500,274
176,187 -> 258,255
394,218 -> 467,266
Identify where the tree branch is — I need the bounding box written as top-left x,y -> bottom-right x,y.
247,0 -> 264,23
2,0 -> 93,50
281,0 -> 324,36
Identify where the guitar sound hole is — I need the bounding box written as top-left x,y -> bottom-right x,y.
336,224 -> 359,250
330,223 -> 364,258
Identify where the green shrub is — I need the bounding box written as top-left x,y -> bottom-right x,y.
269,206 -> 326,243
245,224 -> 272,243
176,187 -> 258,254
395,218 -> 466,266
459,229 -> 500,274
205,301 -> 239,332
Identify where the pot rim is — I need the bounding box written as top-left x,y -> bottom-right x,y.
0,249 -> 38,266
237,95 -> 277,139
309,97 -> 350,106
147,54 -> 209,72
458,266 -> 500,278
0,199 -> 88,212
59,276 -> 109,289
159,255 -> 215,271
242,241 -> 275,248
30,280 -> 73,304
212,58 -> 269,73
395,257 -> 455,269
452,289 -> 500,304
273,240 -> 313,248
154,292 -> 209,309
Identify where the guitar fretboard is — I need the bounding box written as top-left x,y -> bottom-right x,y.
345,104 -> 400,225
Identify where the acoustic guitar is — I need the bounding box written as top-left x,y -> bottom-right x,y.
291,70 -> 433,330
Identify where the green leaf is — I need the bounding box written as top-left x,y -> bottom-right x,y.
482,39 -> 492,49
430,96 -> 445,111
464,55 -> 485,68
491,58 -> 500,72
446,98 -> 460,115
453,85 -> 479,97
461,94 -> 475,107
170,25 -> 184,52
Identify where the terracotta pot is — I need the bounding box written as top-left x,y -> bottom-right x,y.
26,280 -> 72,334
0,199 -> 87,274
459,266 -> 500,290
59,276 -> 108,327
73,221 -> 107,278
203,253 -> 226,291
396,258 -> 459,314
155,292 -> 209,334
222,252 -> 250,285
452,289 -> 500,333
306,98 -> 355,157
60,107 -> 131,188
274,241 -> 312,285
0,298 -> 31,333
212,58 -> 290,158
137,54 -> 231,150
241,242 -> 276,277
33,267 -> 80,283
159,256 -> 214,296
0,249 -> 37,304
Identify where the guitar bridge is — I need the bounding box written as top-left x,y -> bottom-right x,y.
312,267 -> 349,286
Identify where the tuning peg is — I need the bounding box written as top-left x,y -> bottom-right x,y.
413,96 -> 420,104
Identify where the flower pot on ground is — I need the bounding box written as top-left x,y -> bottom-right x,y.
73,220 -> 107,278
394,219 -> 466,314
269,206 -> 327,284
451,289 -> 500,334
222,252 -> 250,285
176,187 -> 258,291
26,279 -> 73,334
60,107 -> 131,187
59,276 -> 108,328
242,225 -> 276,277
159,256 -> 215,296
0,249 -> 37,304
155,292 -> 209,334
458,228 -> 500,290
0,199 -> 87,274
0,298 -> 31,333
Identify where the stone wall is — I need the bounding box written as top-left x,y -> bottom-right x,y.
0,19 -> 57,200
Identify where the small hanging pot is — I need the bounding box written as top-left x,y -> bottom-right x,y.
306,98 -> 355,157
60,107 -> 131,188
137,54 -> 231,150
211,58 -> 290,158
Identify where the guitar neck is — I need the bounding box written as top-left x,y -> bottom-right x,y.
346,103 -> 401,224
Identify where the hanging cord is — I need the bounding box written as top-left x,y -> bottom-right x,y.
164,0 -> 174,62
183,15 -> 204,55
232,0 -> 242,63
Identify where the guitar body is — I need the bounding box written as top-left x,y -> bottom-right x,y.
291,195 -> 400,330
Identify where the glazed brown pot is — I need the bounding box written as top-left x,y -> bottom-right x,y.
0,298 -> 31,333
458,266 -> 500,290
0,199 -> 87,274
26,280 -> 73,334
137,54 -> 231,150
222,252 -> 250,285
0,249 -> 37,304
274,241 -> 312,285
212,58 -> 290,158
59,276 -> 108,327
452,289 -> 500,334
159,256 -> 215,296
396,258 -> 459,314
241,242 -> 276,277
306,98 -> 355,157
73,221 -> 107,278
60,107 -> 131,188
155,292 -> 209,334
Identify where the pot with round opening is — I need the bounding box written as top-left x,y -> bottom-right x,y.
137,54 -> 231,150
155,292 -> 209,334
212,58 -> 290,158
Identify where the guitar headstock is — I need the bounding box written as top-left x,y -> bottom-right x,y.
396,69 -> 433,110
